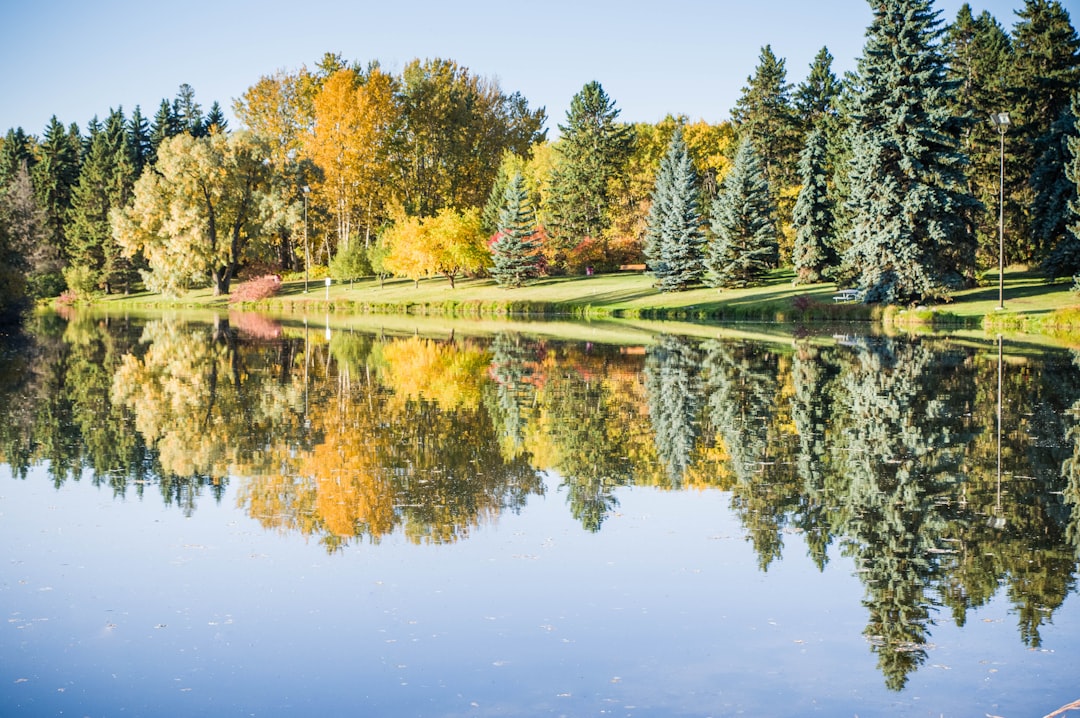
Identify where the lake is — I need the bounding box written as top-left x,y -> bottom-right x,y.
2,310 -> 1079,717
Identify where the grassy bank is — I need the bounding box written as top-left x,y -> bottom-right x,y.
71,267 -> 1080,336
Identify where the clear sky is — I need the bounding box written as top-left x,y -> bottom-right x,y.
0,0 -> 1036,139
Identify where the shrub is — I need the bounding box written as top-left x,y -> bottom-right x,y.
229,274 -> 282,304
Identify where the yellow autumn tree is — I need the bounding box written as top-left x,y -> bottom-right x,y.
307,66 -> 401,261
381,207 -> 490,287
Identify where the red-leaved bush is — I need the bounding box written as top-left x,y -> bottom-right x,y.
228,275 -> 282,304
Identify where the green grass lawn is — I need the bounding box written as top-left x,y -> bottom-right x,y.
79,266 -> 1080,336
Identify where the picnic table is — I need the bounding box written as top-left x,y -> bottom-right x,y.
833,289 -> 862,303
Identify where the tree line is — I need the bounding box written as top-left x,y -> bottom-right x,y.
1,0 -> 1078,319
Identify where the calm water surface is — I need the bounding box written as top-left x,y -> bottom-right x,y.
2,311 -> 1080,717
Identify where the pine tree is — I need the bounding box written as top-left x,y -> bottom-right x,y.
128,105 -> 152,175
174,83 -> 204,137
1010,0 -> 1080,261
705,138 -> 778,288
795,46 -> 841,130
67,109 -> 137,293
149,98 -> 181,162
792,127 -> 837,283
644,335 -> 703,484
1035,100 -> 1079,278
644,128 -> 705,291
32,115 -> 81,266
491,173 -> 540,287
732,45 -> 801,190
0,127 -> 36,187
548,82 -> 634,258
842,0 -> 979,305
943,6 -> 1015,264
1043,93 -> 1080,279
204,101 -> 228,135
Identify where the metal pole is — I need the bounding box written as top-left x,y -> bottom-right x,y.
998,128 -> 1005,310
303,192 -> 310,294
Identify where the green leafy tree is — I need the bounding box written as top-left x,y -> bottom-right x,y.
491,173 -> 541,287
705,138 -> 778,287
112,131 -> 271,296
396,58 -> 545,217
792,127 -> 837,283
842,0 -> 979,304
0,165 -> 43,321
644,128 -> 705,291
548,81 -> 635,261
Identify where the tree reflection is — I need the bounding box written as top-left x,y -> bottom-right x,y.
3,314 -> 1080,690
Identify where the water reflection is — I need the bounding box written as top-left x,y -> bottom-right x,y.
3,312 -> 1080,692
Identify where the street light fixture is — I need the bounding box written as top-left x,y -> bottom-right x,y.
302,185 -> 311,294
990,112 -> 1010,310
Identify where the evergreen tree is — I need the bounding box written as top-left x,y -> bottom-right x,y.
67,109 -> 137,293
1009,0 -> 1080,261
644,128 -> 705,291
548,82 -> 634,259
792,127 -> 837,283
842,0 -> 979,305
32,115 -> 81,272
0,127 -> 36,187
944,6 -> 1016,265
705,138 -> 778,288
149,98 -> 181,161
732,45 -> 801,190
490,173 -> 540,287
644,336 -> 703,484
204,101 -> 228,135
1035,99 -> 1080,279
795,46 -> 841,130
127,105 -> 153,175
174,83 -> 205,137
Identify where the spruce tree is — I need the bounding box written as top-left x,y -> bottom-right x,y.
0,127 -> 36,187
842,0 -> 979,305
204,101 -> 228,135
644,128 -> 705,291
149,99 -> 181,162
792,127 -> 837,284
944,6 -> 1015,264
32,115 -> 81,271
705,138 -> 778,288
1009,0 -> 1080,261
1042,93 -> 1080,279
67,109 -> 137,293
794,46 -> 841,130
174,83 -> 204,137
548,82 -> 634,258
732,45 -> 801,190
128,105 -> 152,175
491,173 -> 540,287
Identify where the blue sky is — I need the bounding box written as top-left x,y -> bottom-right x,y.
0,0 -> 1034,138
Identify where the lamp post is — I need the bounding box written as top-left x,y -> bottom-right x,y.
990,112 -> 1010,310
302,185 -> 311,294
